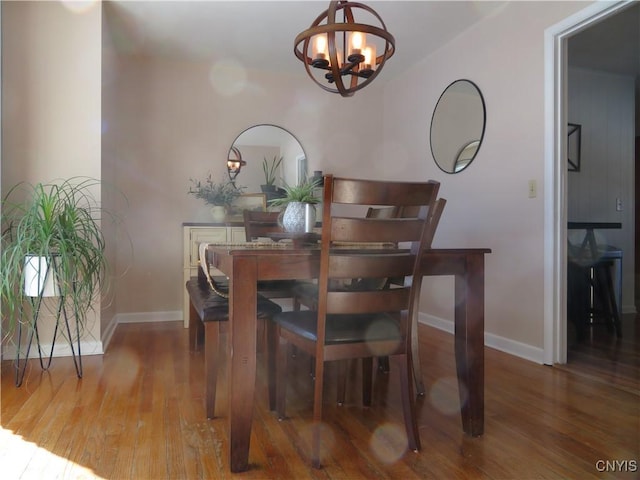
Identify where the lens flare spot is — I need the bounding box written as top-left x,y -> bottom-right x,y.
298,421 -> 336,463
103,347 -> 141,391
209,59 -> 248,96
60,0 -> 98,14
429,376 -> 465,415
370,423 -> 408,464
364,320 -> 401,356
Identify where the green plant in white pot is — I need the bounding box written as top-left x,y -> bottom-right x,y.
188,174 -> 242,222
269,177 -> 322,233
1,177 -> 110,386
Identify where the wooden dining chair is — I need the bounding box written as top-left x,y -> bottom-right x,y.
267,174 -> 440,468
291,198 -> 447,392
242,210 -> 283,240
290,204 -> 401,376
242,210 -> 300,300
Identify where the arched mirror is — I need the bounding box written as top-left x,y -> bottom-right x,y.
430,79 -> 486,174
227,124 -> 306,194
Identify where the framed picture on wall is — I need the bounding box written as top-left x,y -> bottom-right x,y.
227,193 -> 267,220
568,123 -> 581,172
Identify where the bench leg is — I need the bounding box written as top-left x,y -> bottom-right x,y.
205,322 -> 220,419
189,302 -> 204,351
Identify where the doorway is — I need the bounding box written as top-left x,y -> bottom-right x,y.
546,0 -> 638,366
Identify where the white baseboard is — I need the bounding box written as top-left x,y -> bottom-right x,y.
2,311 -> 181,361
114,310 -> 182,324
101,314 -> 118,352
2,340 -> 103,361
419,312 -> 545,365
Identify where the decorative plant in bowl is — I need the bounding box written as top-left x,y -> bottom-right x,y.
269,177 -> 322,233
188,174 -> 243,222
0,177 -> 112,385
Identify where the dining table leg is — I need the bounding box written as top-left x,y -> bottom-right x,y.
228,256 -> 258,472
454,253 -> 485,437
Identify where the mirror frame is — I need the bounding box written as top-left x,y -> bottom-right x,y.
227,124 -> 307,191
430,79 -> 486,174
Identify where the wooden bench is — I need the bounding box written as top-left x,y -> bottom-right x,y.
186,276 -> 282,418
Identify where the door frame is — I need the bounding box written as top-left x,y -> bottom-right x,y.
544,0 -> 633,365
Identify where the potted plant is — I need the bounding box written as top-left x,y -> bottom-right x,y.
261,156 -> 283,196
1,177 -> 111,385
269,177 -> 322,233
188,174 -> 242,222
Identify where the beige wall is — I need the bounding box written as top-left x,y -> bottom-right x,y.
101,2 -> 122,337
383,1 -> 587,356
105,55 -> 384,315
4,1 -> 606,363
2,2 -> 103,353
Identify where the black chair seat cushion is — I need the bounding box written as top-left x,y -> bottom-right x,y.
273,310 -> 401,345
186,278 -> 282,322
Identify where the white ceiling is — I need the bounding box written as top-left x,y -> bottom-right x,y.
103,1 -> 508,81
104,1 -> 639,82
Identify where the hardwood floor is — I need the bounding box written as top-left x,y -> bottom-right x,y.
2,320 -> 638,479
562,312 -> 639,396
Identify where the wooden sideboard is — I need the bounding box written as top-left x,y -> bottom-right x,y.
182,222 -> 246,327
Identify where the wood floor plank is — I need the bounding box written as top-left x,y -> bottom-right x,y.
1,316 -> 638,479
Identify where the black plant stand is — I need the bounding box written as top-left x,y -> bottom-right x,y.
14,292 -> 83,387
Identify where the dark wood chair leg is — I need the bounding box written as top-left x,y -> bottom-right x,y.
397,354 -> 420,451
311,356 -> 326,469
362,357 -> 373,407
377,356 -> 389,373
276,339 -> 290,420
266,319 -> 278,411
337,361 -> 347,405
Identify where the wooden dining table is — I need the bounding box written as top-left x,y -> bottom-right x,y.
208,244 -> 491,472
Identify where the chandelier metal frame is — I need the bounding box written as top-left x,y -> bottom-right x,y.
294,1 -> 395,97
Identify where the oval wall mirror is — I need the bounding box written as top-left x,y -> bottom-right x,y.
430,79 -> 486,174
228,124 -> 306,194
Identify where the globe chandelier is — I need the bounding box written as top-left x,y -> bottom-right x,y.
227,146 -> 246,184
294,1 -> 395,97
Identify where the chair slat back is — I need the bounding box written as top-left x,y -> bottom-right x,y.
328,253 -> 415,279
317,175 -> 440,337
331,217 -> 426,243
326,288 -> 411,315
331,178 -> 440,207
243,210 -> 283,241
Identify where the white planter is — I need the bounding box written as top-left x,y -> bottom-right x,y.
210,206 -> 227,223
23,255 -> 60,297
282,202 -> 316,233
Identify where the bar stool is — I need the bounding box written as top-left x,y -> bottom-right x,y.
567,222 -> 622,339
